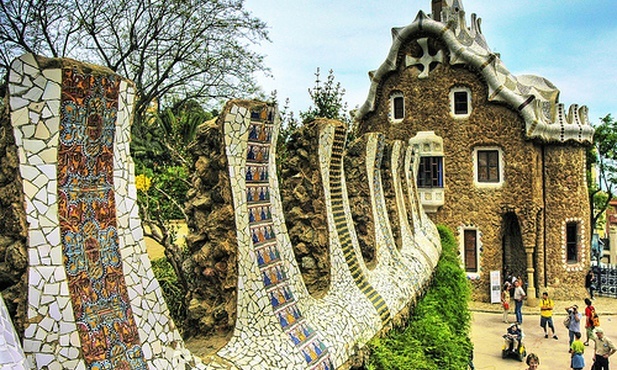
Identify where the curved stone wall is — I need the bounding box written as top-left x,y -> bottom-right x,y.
2,54 -> 441,369
197,104 -> 441,368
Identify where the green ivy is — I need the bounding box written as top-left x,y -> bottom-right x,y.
365,224 -> 472,370
151,257 -> 187,333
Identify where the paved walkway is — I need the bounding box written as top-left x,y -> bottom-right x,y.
470,297 -> 617,370
470,296 -> 617,316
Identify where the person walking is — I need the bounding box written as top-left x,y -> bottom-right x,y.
586,270 -> 596,299
565,304 -> 582,346
513,279 -> 526,324
501,282 -> 511,323
539,291 -> 558,339
591,327 -> 616,370
570,331 -> 585,370
585,298 -> 596,346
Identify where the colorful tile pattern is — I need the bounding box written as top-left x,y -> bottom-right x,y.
58,68 -> 146,369
215,108 -> 440,369
7,53 -> 443,369
8,53 -> 205,370
245,109 -> 334,370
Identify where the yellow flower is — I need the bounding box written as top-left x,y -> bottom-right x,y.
135,174 -> 152,192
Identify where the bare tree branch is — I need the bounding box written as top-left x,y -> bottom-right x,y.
0,0 -> 269,120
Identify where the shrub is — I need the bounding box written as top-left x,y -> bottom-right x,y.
365,224 -> 472,370
137,165 -> 190,220
151,257 -> 187,333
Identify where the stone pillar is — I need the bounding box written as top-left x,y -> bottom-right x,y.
610,224 -> 617,264
525,247 -> 537,306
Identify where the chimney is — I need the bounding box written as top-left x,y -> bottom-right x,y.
432,0 -> 444,21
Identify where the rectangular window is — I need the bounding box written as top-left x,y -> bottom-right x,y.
464,230 -> 478,272
393,96 -> 404,120
477,150 -> 500,183
454,91 -> 468,115
417,156 -> 443,188
566,222 -> 578,263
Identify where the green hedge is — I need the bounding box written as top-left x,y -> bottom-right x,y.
365,225 -> 472,370
151,257 -> 187,333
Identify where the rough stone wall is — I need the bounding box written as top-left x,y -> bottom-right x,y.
279,120 -> 330,298
357,35 -> 551,301
344,136 -> 377,269
0,103 -> 28,336
543,144 -> 590,298
184,109 -> 238,340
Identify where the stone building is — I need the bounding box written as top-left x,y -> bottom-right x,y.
354,0 -> 594,301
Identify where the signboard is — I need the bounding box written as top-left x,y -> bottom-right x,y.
490,270 -> 502,304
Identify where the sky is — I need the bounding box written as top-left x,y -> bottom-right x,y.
243,0 -> 617,125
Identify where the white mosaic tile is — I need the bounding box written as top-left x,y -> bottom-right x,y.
0,294 -> 28,369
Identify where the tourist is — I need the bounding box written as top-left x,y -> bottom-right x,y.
513,280 -> 526,324
526,353 -> 540,370
585,270 -> 596,299
585,298 -> 596,346
591,327 -> 616,370
565,304 -> 583,346
570,331 -> 585,370
539,292 -> 558,339
504,323 -> 523,354
501,282 -> 511,323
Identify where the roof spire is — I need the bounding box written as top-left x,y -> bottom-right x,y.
431,0 -> 445,21
431,0 -> 465,22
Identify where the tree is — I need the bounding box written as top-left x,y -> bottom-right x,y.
0,0 -> 269,122
300,68 -> 350,124
133,101 -> 211,315
588,114 -> 617,256
275,95 -> 299,167
132,100 -> 213,170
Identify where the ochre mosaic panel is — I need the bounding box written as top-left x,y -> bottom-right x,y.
58,68 -> 146,370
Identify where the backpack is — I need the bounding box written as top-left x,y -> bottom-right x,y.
563,315 -> 571,329
592,310 -> 600,327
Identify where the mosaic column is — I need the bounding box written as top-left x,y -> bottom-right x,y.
404,143 -> 442,264
8,53 -> 201,370
296,120 -> 385,364
388,140 -> 434,289
216,102 -> 334,370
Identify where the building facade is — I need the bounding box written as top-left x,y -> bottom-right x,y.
354,0 -> 594,301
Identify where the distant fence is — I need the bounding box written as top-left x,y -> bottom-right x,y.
595,266 -> 617,298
